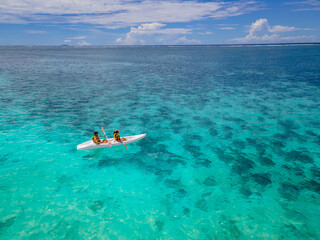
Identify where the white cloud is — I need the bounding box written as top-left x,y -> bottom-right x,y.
0,0 -> 262,28
269,25 -> 297,32
175,36 -> 201,44
219,27 -> 236,30
217,23 -> 238,30
67,36 -> 87,40
77,40 -> 91,46
247,18 -> 269,36
269,25 -> 313,33
231,18 -> 315,43
116,22 -> 193,44
285,0 -> 320,11
198,31 -> 213,35
63,36 -> 87,44
218,24 -> 239,26
279,35 -> 315,41
25,30 -> 47,34
0,13 -> 28,24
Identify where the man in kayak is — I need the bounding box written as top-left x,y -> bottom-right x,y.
92,132 -> 108,144
114,130 -> 126,143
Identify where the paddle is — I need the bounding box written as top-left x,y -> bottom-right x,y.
122,140 -> 127,150
101,126 -> 112,148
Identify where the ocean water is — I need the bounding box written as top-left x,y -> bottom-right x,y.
0,45 -> 319,239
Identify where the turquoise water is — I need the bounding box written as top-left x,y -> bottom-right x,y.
0,45 -> 320,239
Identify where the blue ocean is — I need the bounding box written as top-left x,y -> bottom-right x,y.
0,45 -> 319,239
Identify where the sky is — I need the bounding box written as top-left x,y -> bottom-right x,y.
0,0 -> 319,45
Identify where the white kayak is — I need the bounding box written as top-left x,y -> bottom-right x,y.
77,133 -> 146,150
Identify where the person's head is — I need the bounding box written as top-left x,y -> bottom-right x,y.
94,131 -> 98,135
114,130 -> 119,133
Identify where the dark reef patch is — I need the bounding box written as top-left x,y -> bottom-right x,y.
208,127 -> 218,137
167,156 -> 187,166
221,125 -> 234,139
157,106 -> 172,118
203,176 -> 216,186
239,185 -> 253,197
64,221 -> 81,239
287,130 -> 306,142
281,164 -> 305,177
270,140 -> 286,148
139,113 -> 153,126
89,200 -> 104,212
154,169 -> 173,178
155,220 -> 164,231
193,116 -> 216,128
258,116 -> 265,122
285,150 -> 313,164
278,119 -> 300,131
251,173 -> 272,187
82,154 -> 94,159
259,156 -> 275,166
255,143 -> 268,155
223,116 -> 245,125
195,199 -> 208,212
300,180 -> 320,193
195,158 -> 212,168
176,188 -> 187,198
310,167 -> 320,179
171,118 -> 190,133
273,133 -> 288,141
246,138 -> 257,145
183,142 -> 203,158
231,155 -> 255,175
279,183 -> 300,200
183,134 -> 203,142
0,216 -> 16,230
278,119 -> 300,130
0,154 -> 9,164
183,207 -> 190,217
306,130 -> 318,138
213,148 -> 235,164
164,179 -> 183,189
98,158 -> 117,168
232,140 -> 246,149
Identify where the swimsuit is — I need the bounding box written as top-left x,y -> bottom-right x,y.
92,135 -> 101,144
114,132 -> 121,142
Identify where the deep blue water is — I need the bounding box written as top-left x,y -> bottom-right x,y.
0,45 -> 320,239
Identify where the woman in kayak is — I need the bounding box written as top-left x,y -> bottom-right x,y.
92,132 -> 108,144
114,130 -> 126,142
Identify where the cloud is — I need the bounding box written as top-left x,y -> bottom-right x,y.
198,31 -> 213,35
285,0 -> 320,11
217,23 -> 238,30
116,22 -> 193,44
231,18 -> 315,43
219,27 -> 236,30
67,36 -> 87,40
63,36 -> 87,44
218,24 -> 239,26
77,40 -> 91,46
269,25 -> 297,32
0,0 -> 262,28
175,36 -> 201,44
25,30 -> 47,34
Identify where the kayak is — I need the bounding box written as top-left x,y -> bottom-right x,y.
77,133 -> 146,150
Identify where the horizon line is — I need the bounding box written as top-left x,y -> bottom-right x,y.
1,42 -> 320,47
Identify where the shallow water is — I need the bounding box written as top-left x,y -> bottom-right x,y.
0,45 -> 320,239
